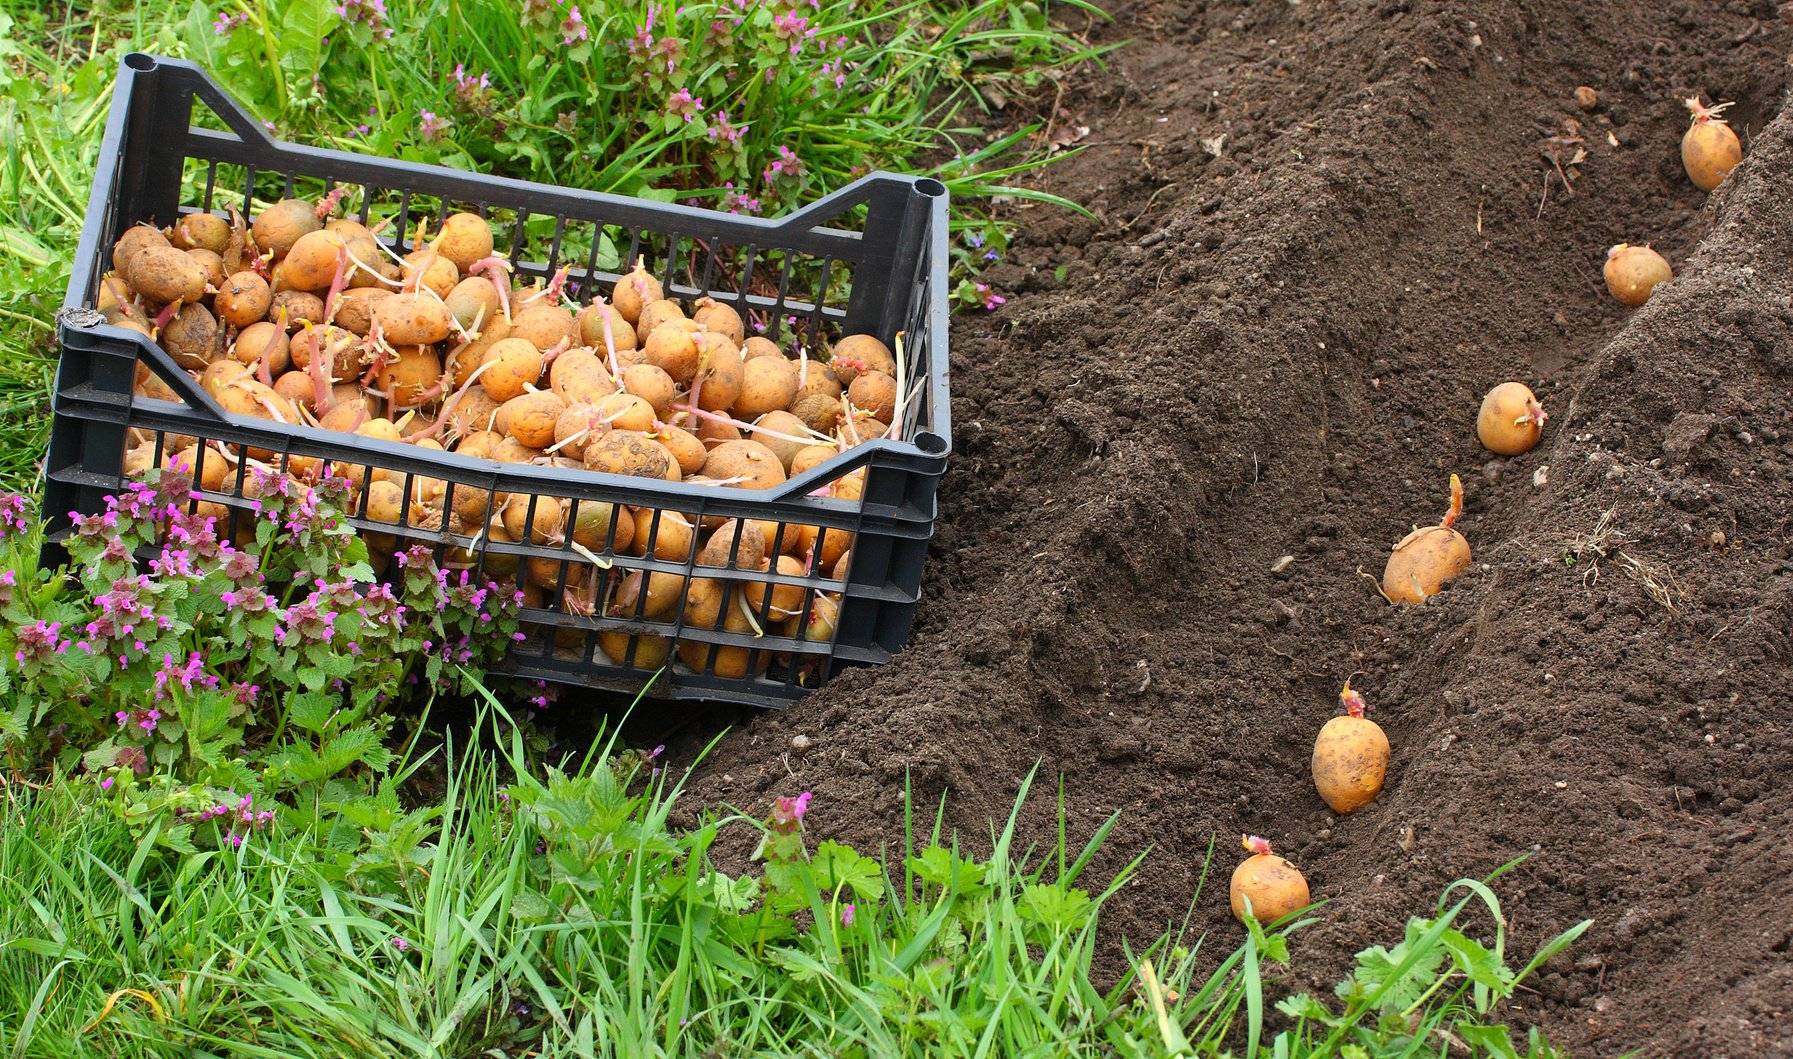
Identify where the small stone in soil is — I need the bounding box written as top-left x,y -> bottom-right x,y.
790,734 -> 813,754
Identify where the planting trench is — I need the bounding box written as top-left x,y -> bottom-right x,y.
630,1 -> 1793,1053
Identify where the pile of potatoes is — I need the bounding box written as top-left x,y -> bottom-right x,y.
97,195 -> 909,677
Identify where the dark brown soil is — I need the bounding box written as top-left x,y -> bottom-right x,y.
661,2 -> 1793,1054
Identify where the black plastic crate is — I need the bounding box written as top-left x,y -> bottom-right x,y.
48,54 -> 951,708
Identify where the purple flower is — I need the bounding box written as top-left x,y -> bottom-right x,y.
841,903 -> 855,927
390,936 -> 410,952
334,0 -> 394,39
771,10 -> 815,55
561,4 -> 588,44
139,709 -> 161,733
984,249 -> 999,262
720,182 -> 761,215
770,791 -> 812,833
213,9 -> 248,35
707,110 -> 745,146
761,145 -> 805,191
452,63 -> 492,105
666,87 -> 703,123
0,494 -> 29,537
100,776 -> 115,791
418,110 -> 449,141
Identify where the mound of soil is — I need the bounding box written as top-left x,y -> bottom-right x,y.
660,2 -> 1793,1053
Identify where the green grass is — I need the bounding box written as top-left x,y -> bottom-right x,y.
0,709 -> 1587,1058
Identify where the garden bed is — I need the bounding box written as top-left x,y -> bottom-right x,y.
670,1 -> 1793,1054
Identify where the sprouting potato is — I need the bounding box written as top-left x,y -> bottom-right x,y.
733,355 -> 800,420
478,337 -> 545,402
334,287 -> 393,336
702,439 -> 786,490
270,290 -> 326,331
160,303 -> 221,370
436,211 -> 495,271
790,392 -> 844,435
610,568 -> 684,620
655,424 -> 707,476
445,276 -> 502,333
375,344 -> 444,408
594,392 -> 656,433
644,319 -> 701,384
635,298 -> 688,345
610,258 -> 663,324
691,296 -> 744,345
753,411 -> 810,471
1682,97 -> 1742,192
584,430 -> 678,480
698,519 -> 767,571
827,334 -> 895,384
128,244 -> 208,306
568,499 -> 633,552
848,370 -> 897,423
552,402 -> 609,461
278,229 -> 348,291
215,271 -> 272,328
747,555 -> 807,620
1311,682 -> 1389,814
187,248 -> 227,291
455,315 -> 514,388
576,301 -> 637,353
231,320 -> 290,374
599,630 -> 671,669
622,363 -> 679,417
630,507 -> 696,560
1603,244 -> 1671,307
548,346 -> 619,405
374,291 -> 454,346
682,577 -> 727,629
253,199 -> 323,260
1381,474 -> 1471,605
1476,382 -> 1547,456
1229,836 -> 1309,924
501,493 -> 565,546
496,390 -> 568,449
789,444 -> 838,478
510,303 -> 578,352
794,522 -> 852,571
692,333 -> 743,411
401,249 -> 459,300
172,212 -> 231,254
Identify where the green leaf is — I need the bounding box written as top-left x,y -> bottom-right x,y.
1017,882 -> 1093,934
283,0 -> 334,79
1457,1022 -> 1521,1059
1441,927 -> 1514,998
287,691 -> 336,734
338,560 -> 375,583
1344,917 -> 1449,1013
810,841 -> 882,901
907,846 -> 987,894
1275,993 -> 1336,1025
